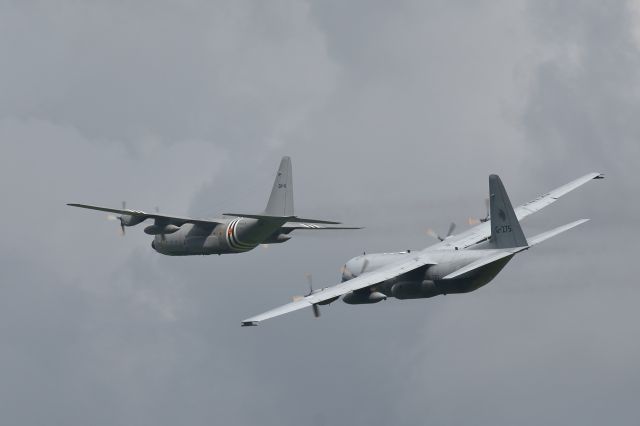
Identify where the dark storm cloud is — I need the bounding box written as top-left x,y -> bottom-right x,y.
0,1 -> 637,425
524,0 -> 640,177
0,1 -> 336,148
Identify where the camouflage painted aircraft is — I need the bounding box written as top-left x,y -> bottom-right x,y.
68,156 -> 360,255
242,172 -> 603,326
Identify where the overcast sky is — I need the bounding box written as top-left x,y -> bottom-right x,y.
1,1 -> 638,425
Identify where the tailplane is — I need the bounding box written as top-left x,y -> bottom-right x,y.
224,156 -> 353,226
489,174 -> 528,249
264,156 -> 294,216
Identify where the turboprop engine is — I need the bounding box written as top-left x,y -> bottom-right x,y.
144,224 -> 181,235
391,280 -> 440,299
342,291 -> 387,304
121,215 -> 146,227
262,233 -> 292,244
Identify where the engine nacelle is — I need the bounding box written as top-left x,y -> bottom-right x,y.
262,233 -> 292,244
144,224 -> 181,235
391,280 -> 440,299
121,215 -> 146,227
343,291 -> 387,304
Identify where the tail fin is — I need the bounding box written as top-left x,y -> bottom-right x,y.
264,156 -> 294,216
489,174 -> 528,248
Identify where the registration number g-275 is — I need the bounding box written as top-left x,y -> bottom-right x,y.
494,225 -> 512,233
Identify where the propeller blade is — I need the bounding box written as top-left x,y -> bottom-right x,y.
305,273 -> 313,294
117,202 -> 127,236
446,222 -> 456,237
339,264 -> 353,280
427,228 -> 443,241
359,259 -> 369,275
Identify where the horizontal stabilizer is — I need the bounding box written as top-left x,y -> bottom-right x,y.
282,223 -> 362,230
527,219 -> 589,247
443,248 -> 526,280
223,213 -> 342,225
443,219 -> 590,279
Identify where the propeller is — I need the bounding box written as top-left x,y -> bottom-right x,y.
340,258 -> 369,281
293,273 -> 322,318
154,206 -> 168,241
468,198 -> 490,225
107,201 -> 127,236
306,273 -> 321,317
359,259 -> 369,275
427,222 -> 456,241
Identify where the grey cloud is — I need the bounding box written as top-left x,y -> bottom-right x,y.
0,1 -> 637,425
0,1 -> 336,149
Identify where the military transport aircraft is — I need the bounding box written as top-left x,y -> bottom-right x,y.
241,172 -> 603,326
68,156 -> 359,255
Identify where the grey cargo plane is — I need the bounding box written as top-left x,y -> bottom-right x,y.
68,156 -> 359,255
242,172 -> 603,326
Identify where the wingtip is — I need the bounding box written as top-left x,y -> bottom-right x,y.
241,321 -> 259,327
594,173 -> 605,179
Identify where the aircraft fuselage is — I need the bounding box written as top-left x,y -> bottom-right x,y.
151,217 -> 289,255
340,249 -> 512,302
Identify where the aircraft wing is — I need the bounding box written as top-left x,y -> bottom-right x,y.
67,203 -> 222,226
438,172 -> 603,249
241,253 -> 437,326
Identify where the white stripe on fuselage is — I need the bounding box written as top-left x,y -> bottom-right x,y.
225,218 -> 258,252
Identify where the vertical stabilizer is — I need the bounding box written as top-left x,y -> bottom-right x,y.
489,174 -> 528,248
264,156 -> 294,216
